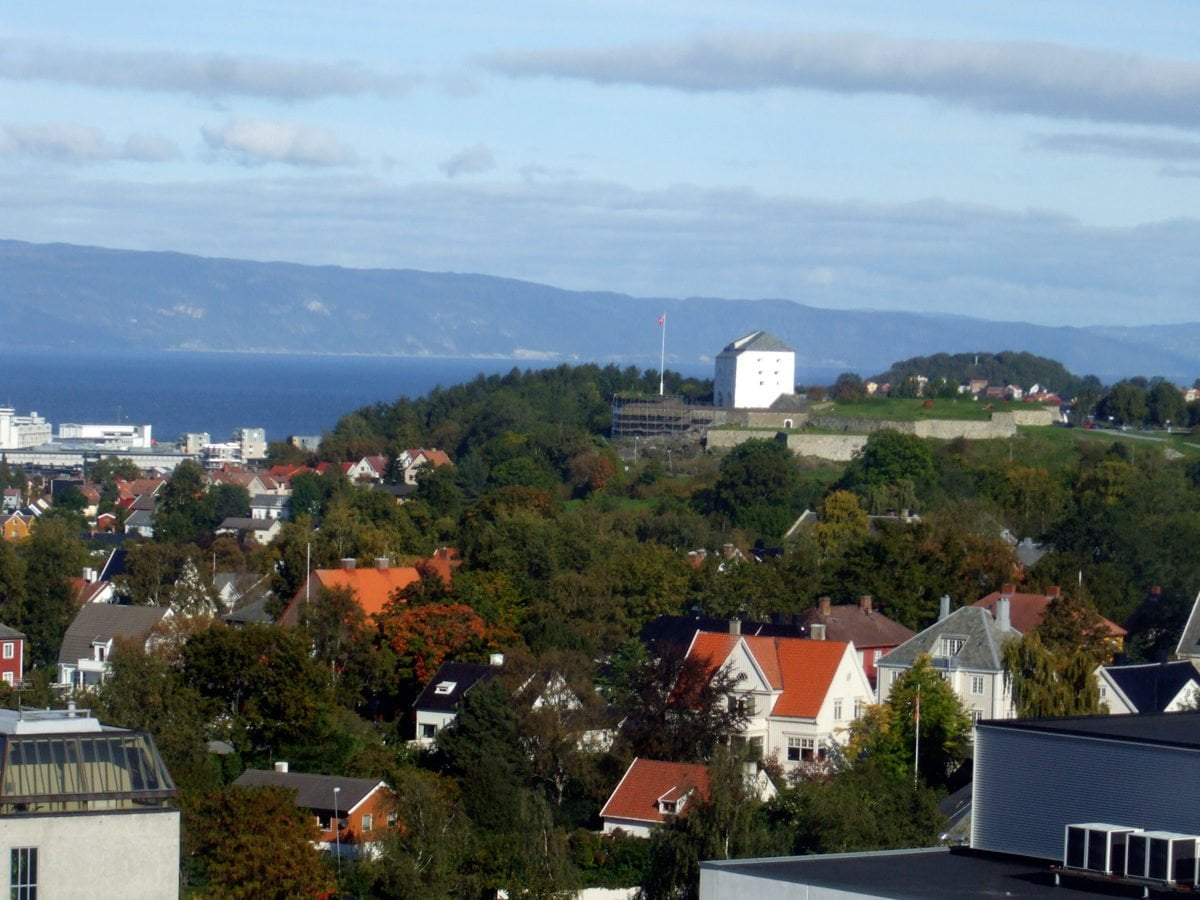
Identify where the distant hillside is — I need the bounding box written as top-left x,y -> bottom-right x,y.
873,352 -> 1087,395
2,239 -> 1199,382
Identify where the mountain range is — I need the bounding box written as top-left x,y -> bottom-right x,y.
2,238 -> 1198,384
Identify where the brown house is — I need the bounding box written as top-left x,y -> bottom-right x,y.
233,764 -> 395,854
797,595 -> 916,688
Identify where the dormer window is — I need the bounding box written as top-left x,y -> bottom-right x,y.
656,787 -> 691,816
92,641 -> 108,662
939,636 -> 966,657
434,681 -> 456,695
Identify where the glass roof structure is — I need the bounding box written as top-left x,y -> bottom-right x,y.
0,710 -> 176,813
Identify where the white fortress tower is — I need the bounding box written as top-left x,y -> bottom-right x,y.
713,331 -> 796,409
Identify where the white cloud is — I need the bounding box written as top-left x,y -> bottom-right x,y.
0,123 -> 179,162
440,144 -> 495,178
0,41 -> 413,101
484,32 -> 1200,129
1031,132 -> 1200,161
201,119 -> 357,167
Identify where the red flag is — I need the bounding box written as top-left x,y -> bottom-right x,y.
658,313 -> 666,326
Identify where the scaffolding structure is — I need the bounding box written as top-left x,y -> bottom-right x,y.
610,394 -> 721,438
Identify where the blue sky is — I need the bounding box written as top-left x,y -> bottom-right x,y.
3,1 -> 1200,326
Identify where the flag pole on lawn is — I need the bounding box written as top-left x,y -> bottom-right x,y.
658,312 -> 667,396
913,687 -> 921,786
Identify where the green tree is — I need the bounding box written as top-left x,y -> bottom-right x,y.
846,654 -> 972,788
613,643 -> 748,764
704,440 -> 802,540
180,624 -> 335,761
354,769 -> 473,899
155,459 -> 216,541
811,489 -> 869,559
184,785 -> 334,899
841,429 -> 936,509
1002,588 -> 1111,717
1147,380 -> 1187,427
16,516 -> 88,666
771,763 -> 945,855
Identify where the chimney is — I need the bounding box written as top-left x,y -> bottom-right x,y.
489,652 -> 505,667
1045,586 -> 1061,599
729,618 -> 741,636
859,595 -> 873,614
374,557 -> 389,571
818,596 -> 832,617
939,595 -> 951,621
275,761 -> 289,773
997,597 -> 1011,632
1001,583 -> 1016,597
340,558 -> 356,570
810,623 -> 826,640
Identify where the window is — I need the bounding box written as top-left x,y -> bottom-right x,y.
786,737 -> 803,762
940,636 -> 965,656
2,643 -> 12,660
361,814 -> 373,833
854,699 -> 864,719
833,699 -> 843,720
433,681 -> 456,695
1,673 -> 11,686
11,847 -> 36,899
872,649 -> 882,663
420,723 -> 436,739
971,676 -> 985,695
971,709 -> 984,722
729,695 -> 756,716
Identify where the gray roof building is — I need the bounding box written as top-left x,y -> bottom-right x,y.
1174,588 -> 1200,660
234,768 -> 383,818
57,604 -> 170,689
717,331 -> 794,355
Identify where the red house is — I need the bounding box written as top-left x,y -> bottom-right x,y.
234,764 -> 395,856
0,625 -> 25,687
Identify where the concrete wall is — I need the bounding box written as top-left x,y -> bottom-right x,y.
1,808 -> 180,898
786,434 -> 867,460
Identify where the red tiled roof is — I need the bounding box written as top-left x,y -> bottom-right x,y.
686,631 -> 851,719
600,758 -> 710,826
972,591 -> 1126,637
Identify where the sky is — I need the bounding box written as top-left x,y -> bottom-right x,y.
3,1 -> 1200,327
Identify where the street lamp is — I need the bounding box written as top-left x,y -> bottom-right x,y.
333,786 -> 342,877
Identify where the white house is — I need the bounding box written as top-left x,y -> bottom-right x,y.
0,706 -> 180,898
713,331 -> 796,409
411,658 -> 501,745
1095,659 -> 1200,715
877,597 -> 1018,720
55,604 -> 171,690
684,626 -> 874,773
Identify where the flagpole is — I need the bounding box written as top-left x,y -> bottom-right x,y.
913,687 -> 921,786
659,313 -> 666,396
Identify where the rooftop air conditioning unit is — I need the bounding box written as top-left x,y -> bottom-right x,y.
1063,823 -> 1139,876
1125,831 -> 1199,885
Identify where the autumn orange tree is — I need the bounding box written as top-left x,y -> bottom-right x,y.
378,601 -> 489,684
184,784 -> 334,899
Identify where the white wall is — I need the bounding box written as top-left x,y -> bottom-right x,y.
1,808 -> 180,898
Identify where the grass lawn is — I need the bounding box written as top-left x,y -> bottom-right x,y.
960,425 -> 1200,469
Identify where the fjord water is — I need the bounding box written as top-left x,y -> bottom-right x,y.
0,350 -> 566,444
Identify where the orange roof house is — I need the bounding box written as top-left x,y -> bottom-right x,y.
600,758 -> 711,838
684,625 -> 874,772
277,558 -> 422,626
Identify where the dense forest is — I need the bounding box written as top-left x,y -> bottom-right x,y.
2,359 -> 1199,896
